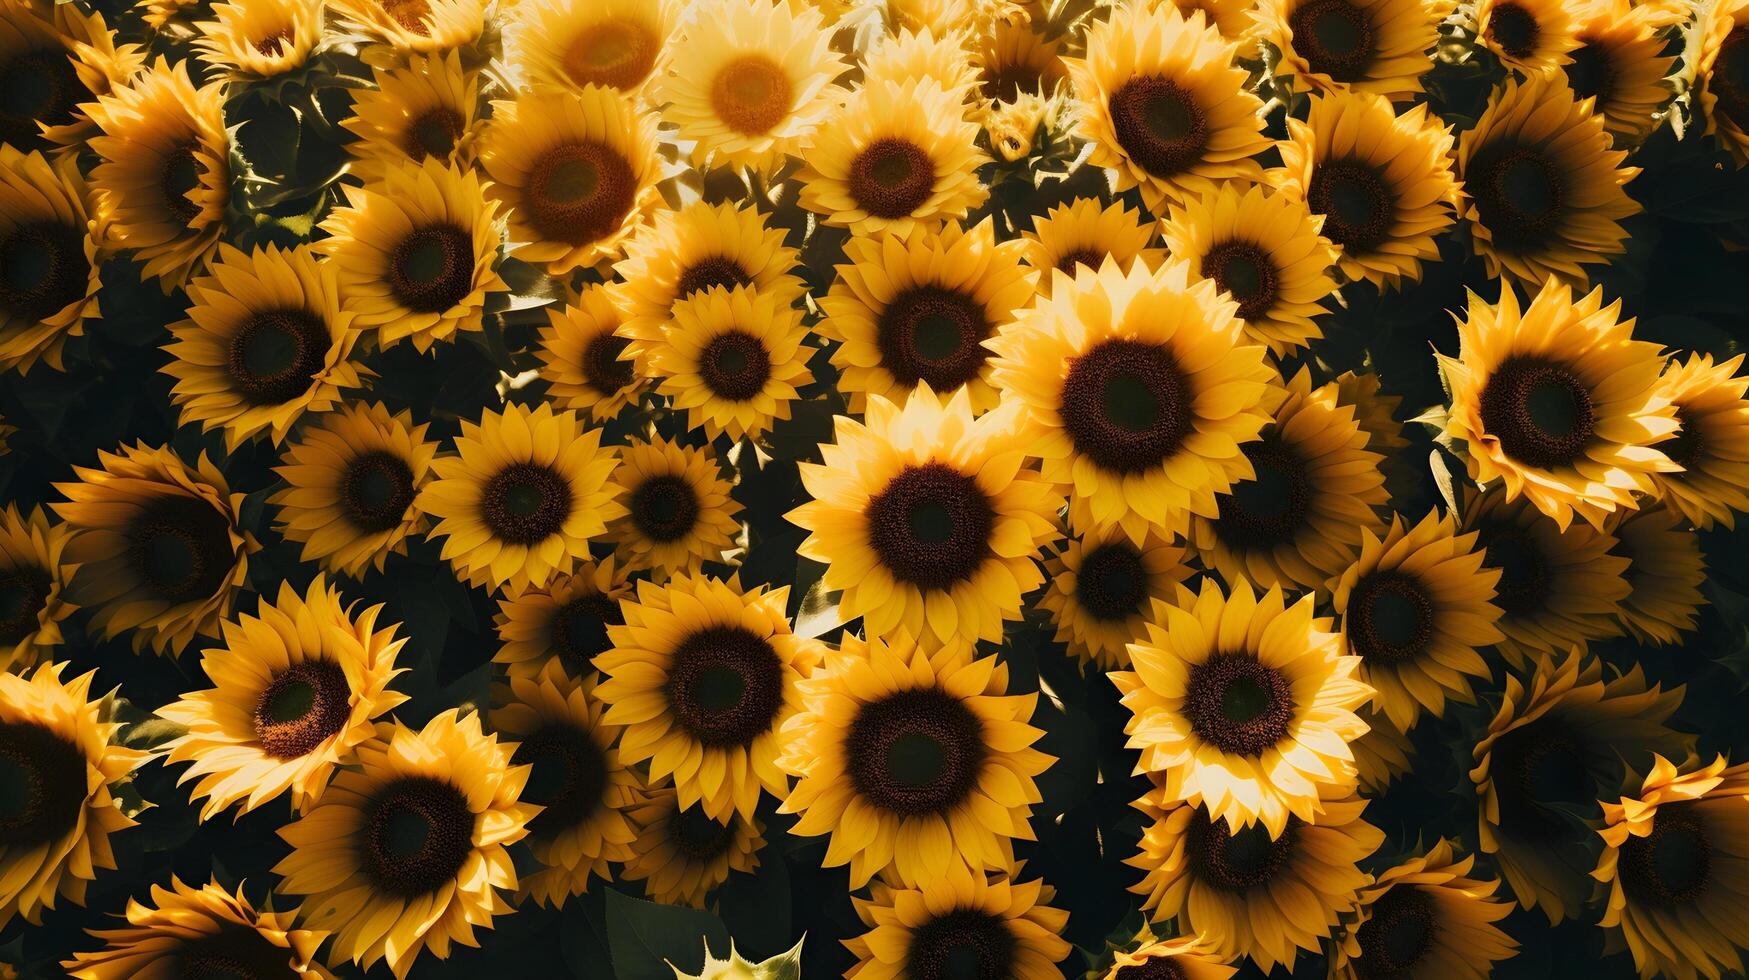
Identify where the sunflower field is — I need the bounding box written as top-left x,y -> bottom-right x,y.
6,0 -> 1749,975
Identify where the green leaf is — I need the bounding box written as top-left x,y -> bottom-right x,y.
605,888 -> 730,980
118,717 -> 188,751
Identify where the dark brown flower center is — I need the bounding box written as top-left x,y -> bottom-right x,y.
360,776 -> 475,897
629,473 -> 700,543
253,27 -> 296,57
864,462 -> 994,591
0,219 -> 89,324
1115,958 -> 1188,980
513,722 -> 609,838
1620,803 -> 1712,908
390,223 -> 476,313
1183,652 -> 1297,757
0,720 -> 86,848
379,0 -> 432,35
1214,435 -> 1314,550
1076,541 -> 1149,621
340,449 -> 417,533
1487,2 -> 1540,59
1466,143 -> 1567,250
565,18 -> 659,90
404,107 -> 465,161
698,329 -> 772,402
1354,885 -> 1438,978
663,626 -> 785,747
0,49 -> 85,148
225,309 -> 331,406
1346,571 -> 1435,665
0,565 -> 50,645
1201,240 -> 1279,321
525,140 -> 636,246
1108,74 -> 1210,178
668,803 -> 736,861
1059,338 -> 1193,475
711,55 -> 793,136
1476,521 -> 1549,618
1488,725 -> 1595,842
674,256 -> 753,303
1054,248 -> 1105,275
1662,405 -> 1704,470
175,926 -> 304,980
1716,29 -> 1749,127
550,590 -> 621,676
582,332 -> 635,396
125,494 -> 236,603
253,659 -> 352,760
1478,357 -> 1595,469
876,285 -> 992,394
1308,158 -> 1395,254
847,138 -> 936,220
480,461 -> 575,546
847,687 -> 987,816
1187,807 -> 1300,891
906,909 -> 1018,980
1565,40 -> 1616,105
160,141 -> 206,227
1290,0 -> 1377,80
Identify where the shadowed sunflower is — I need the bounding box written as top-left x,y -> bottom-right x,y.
1276,90 -> 1458,288
1594,755 -> 1749,979
0,504 -> 74,672
1352,708 -> 1415,793
1334,368 -> 1419,498
1652,352 -> 1749,529
1128,787 -> 1382,970
0,0 -> 142,153
274,710 -> 535,978
270,401 -> 437,578
0,145 -> 106,375
645,284 -> 812,443
0,663 -> 145,929
596,574 -> 812,819
1439,278 -> 1676,529
1330,510 -> 1505,731
493,559 -> 633,680
84,57 -> 228,291
819,218 -> 1036,415
342,52 -> 483,183
1261,0 -> 1453,98
973,21 -> 1068,110
1114,578 -> 1371,837
329,0 -> 484,55
778,632 -> 1052,888
1190,367 -> 1388,590
1065,3 -> 1268,211
844,863 -> 1071,980
489,661 -> 644,907
193,0 -> 323,81
1565,0 -> 1675,144
621,785 -> 764,908
861,25 -> 978,95
1471,647 -> 1688,923
538,285 -> 642,422
162,243 -> 365,451
1101,929 -> 1235,980
987,258 -> 1279,546
650,0 -> 847,173
157,577 -> 407,820
1038,524 -> 1192,671
1327,839 -> 1519,979
1608,506 -> 1704,646
1477,0 -> 1579,70
789,386 -> 1062,647
1018,198 -> 1165,296
480,84 -> 662,275
1161,183 -> 1339,357
63,878 -> 331,979
610,437 -> 742,575
53,444 -> 255,655
796,77 -> 989,236
419,402 -> 625,594
1457,74 -> 1641,288
1459,484 -> 1630,667
509,0 -> 675,96
1698,0 -> 1749,165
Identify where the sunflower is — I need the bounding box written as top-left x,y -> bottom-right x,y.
192,0 -> 323,81
1065,2 -> 1268,211
818,218 -> 1036,415
53,444 -> 255,655
650,0 -> 847,173
1330,510 -> 1505,732
795,76 -> 989,237
594,573 -> 811,819
508,0 -> 676,95
1351,707 -> 1415,793
973,20 -> 1067,108
1697,0 -> 1749,165
157,577 -> 407,821
1334,368 -> 1418,497
418,402 -> 625,594
777,632 -> 1052,888
1037,524 -> 1192,671
480,84 -> 662,275
610,438 -> 743,575
1160,184 -> 1339,357
489,661 -> 644,907
269,402 -> 437,578
0,504 -> 74,673
1189,367 -> 1388,590
1276,90 -> 1459,289
1565,0 -> 1675,144
843,864 -> 1071,980
861,25 -> 978,95
1327,839 -> 1519,979
1608,506 -> 1704,646
1459,483 -> 1631,667
1156,0 -> 1259,39
538,285 -> 644,422
493,558 -> 634,679
273,710 -> 535,978
0,145 -> 106,375
63,878 -> 331,979
1114,578 -> 1371,837
645,284 -> 812,443
789,386 -> 1061,647
1470,648 -> 1688,923
1594,755 -> 1749,979
1476,0 -> 1579,71
0,663 -> 145,929
1651,352 -> 1749,529
1101,929 -> 1235,980
1263,0 -> 1454,98
328,0 -> 484,55
341,52 -> 483,184
1438,278 -> 1676,530
987,258 -> 1279,546
0,0 -> 141,153
162,243 -> 364,451
1127,787 -> 1383,970
620,785 -> 765,908
1017,197 -> 1165,294
83,57 -> 229,291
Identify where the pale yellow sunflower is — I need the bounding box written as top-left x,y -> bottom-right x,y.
620,785 -> 765,908
508,0 -> 676,95
973,21 -> 1068,111
610,437 -> 742,575
844,863 -> 1071,980
63,878 -> 332,979
1037,524 -> 1192,670
1651,352 -> 1749,529
328,0 -> 485,55
1017,197 -> 1165,295
1259,0 -> 1455,97
341,52 -> 484,184
1608,506 -> 1705,646
1327,839 -> 1519,979
1154,0 -> 1259,40
1565,0 -> 1676,145
537,285 -> 644,422
192,0 -> 323,81
645,284 -> 813,443
1697,0 -> 1749,165
1476,0 -> 1580,71
860,25 -> 978,95
0,504 -> 75,673
0,145 -> 106,375
493,558 -> 634,679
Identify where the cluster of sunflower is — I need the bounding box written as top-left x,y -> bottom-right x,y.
4,0 -> 1749,974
